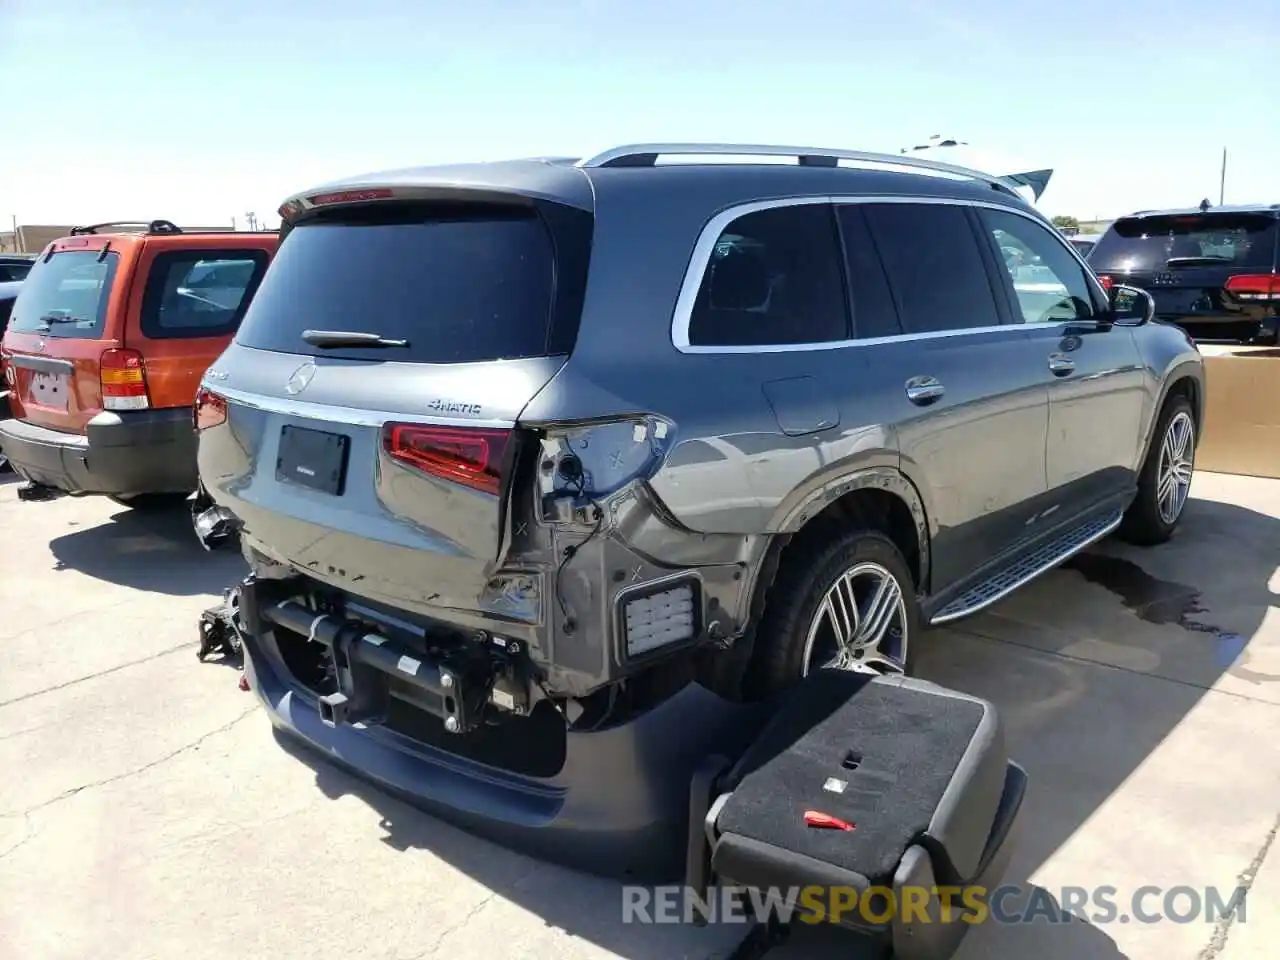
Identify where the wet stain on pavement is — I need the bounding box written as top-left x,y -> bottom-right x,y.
1064,553 -> 1255,674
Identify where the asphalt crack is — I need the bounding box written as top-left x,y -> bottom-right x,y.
0,641 -> 199,709
9,706 -> 258,818
398,861 -> 544,959
1198,811 -> 1279,959
0,812 -> 35,861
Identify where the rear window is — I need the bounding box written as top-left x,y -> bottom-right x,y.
1089,213 -> 1278,272
6,250 -> 119,339
235,205 -> 562,363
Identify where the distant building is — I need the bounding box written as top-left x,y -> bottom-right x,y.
0,222 -> 238,253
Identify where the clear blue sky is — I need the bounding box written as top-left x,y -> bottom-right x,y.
2,0 -> 1277,228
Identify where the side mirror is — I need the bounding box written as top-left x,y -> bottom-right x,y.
1109,283 -> 1154,326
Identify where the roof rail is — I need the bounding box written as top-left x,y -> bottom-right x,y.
69,219 -> 183,237
576,142 -> 1033,197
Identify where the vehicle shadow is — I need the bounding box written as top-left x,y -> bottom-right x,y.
47,502 -> 246,596
272,492 -> 1277,960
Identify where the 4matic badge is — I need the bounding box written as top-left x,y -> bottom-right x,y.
427,399 -> 482,415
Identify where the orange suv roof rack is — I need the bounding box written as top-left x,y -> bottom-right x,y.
69,220 -> 183,237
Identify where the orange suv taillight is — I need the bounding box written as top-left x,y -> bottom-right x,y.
194,385 -> 227,431
100,348 -> 150,411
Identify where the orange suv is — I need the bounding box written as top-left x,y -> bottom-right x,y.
0,221 -> 278,508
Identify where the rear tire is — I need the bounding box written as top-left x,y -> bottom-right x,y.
108,492 -> 193,511
1117,395 -> 1196,546
746,529 -> 919,699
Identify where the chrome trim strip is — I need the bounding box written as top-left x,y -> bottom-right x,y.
928,509 -> 1123,625
208,383 -> 517,430
670,194 -> 1109,355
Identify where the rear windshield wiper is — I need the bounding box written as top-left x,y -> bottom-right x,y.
301,329 -> 409,349
33,313 -> 90,330
1166,256 -> 1233,268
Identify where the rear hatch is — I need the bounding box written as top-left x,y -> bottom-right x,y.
1,245 -> 124,433
198,196 -> 592,617
1089,211 -> 1279,333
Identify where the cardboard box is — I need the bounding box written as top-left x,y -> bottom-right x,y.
1196,345 -> 1280,479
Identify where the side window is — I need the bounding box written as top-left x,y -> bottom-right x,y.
861,203 -> 1002,334
979,210 -> 1098,324
835,206 -> 903,340
141,250 -> 268,339
687,204 -> 850,348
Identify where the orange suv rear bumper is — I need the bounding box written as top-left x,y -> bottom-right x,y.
0,407 -> 197,497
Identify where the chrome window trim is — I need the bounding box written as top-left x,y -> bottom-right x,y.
209,383 -> 516,430
670,194 -> 1109,355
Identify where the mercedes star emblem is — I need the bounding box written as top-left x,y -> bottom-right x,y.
284,360 -> 317,395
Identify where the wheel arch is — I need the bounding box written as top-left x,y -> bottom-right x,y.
1140,360 -> 1205,468
749,467 -> 932,627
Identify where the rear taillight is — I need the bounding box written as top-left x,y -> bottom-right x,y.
383,424 -> 511,496
1096,274 -> 1114,292
194,385 -> 227,431
1224,274 -> 1279,301
100,348 -> 150,411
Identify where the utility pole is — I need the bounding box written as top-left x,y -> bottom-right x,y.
244,211 -> 259,232
1219,148 -> 1227,206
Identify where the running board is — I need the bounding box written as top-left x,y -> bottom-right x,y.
929,507 -> 1124,625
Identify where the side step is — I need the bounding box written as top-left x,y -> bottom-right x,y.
929,507 -> 1124,625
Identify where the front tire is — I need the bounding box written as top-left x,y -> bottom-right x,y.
1118,395 -> 1196,546
746,529 -> 919,699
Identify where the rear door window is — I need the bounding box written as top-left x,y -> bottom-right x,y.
235,205 -> 564,363
686,203 -> 851,347
861,203 -> 1003,334
6,250 -> 119,339
1089,213 -> 1278,272
141,250 -> 269,339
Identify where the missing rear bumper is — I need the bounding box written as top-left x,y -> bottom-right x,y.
255,588 -> 532,735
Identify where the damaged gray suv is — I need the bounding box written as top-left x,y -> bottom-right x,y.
194,143 -> 1204,878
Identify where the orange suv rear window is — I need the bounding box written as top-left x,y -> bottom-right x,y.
6,250 -> 119,340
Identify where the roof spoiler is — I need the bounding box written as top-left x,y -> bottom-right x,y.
997,169 -> 1053,202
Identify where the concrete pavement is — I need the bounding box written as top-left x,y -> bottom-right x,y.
1,471 -> 1276,959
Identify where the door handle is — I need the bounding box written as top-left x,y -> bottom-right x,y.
1048,354 -> 1075,376
905,375 -> 945,405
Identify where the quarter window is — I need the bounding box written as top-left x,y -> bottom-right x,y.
861,203 -> 1002,334
979,209 -> 1099,323
142,250 -> 268,339
687,204 -> 850,348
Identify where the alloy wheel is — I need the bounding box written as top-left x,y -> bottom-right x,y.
802,561 -> 908,676
1157,410 -> 1195,525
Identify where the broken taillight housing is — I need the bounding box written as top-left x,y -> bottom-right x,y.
1096,274 -> 1115,292
382,424 -> 512,496
194,385 -> 227,431
100,348 -> 150,411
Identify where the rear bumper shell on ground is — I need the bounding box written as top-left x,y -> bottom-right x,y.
0,407 -> 197,496
240,599 -> 767,881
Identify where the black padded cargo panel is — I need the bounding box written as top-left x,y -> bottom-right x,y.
716,670 -> 1004,884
